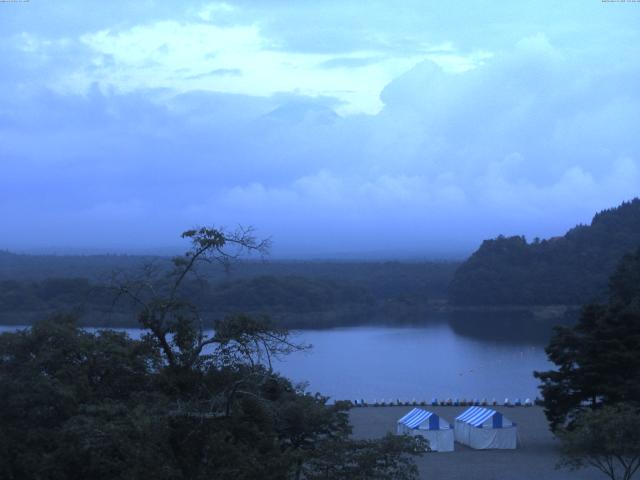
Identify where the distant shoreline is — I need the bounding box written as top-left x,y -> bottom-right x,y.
0,303 -> 578,322
0,303 -> 579,333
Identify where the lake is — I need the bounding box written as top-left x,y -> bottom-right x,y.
0,322 -> 551,403
279,324 -> 551,402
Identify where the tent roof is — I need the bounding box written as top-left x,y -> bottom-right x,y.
398,408 -> 435,429
455,407 -> 502,427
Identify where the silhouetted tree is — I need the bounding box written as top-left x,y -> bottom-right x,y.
558,403 -> 640,480
534,247 -> 640,431
0,226 -> 423,479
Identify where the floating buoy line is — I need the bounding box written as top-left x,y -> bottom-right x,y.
347,397 -> 539,407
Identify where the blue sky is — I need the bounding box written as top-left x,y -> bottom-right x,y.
1,1 -> 639,257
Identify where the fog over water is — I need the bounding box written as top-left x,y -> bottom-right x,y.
1,1 -> 639,258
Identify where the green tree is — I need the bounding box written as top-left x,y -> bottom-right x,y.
534,248 -> 640,431
302,434 -> 425,480
0,314 -> 169,480
558,403 -> 640,480
450,198 -> 640,306
112,225 -> 272,371
0,226 -> 422,479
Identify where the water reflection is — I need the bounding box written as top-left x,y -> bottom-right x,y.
447,310 -> 576,345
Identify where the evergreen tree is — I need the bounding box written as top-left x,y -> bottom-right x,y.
534,248 -> 640,431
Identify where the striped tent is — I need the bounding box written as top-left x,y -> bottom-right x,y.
454,406 -> 517,449
396,408 -> 454,452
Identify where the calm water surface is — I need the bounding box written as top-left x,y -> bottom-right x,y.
0,323 -> 550,402
277,324 -> 550,402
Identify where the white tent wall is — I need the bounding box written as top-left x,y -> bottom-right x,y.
454,420 -> 472,445
396,408 -> 454,452
454,407 -> 517,450
468,427 -> 516,450
415,429 -> 455,452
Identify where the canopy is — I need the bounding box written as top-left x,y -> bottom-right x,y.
398,408 -> 445,430
455,406 -> 513,428
454,407 -> 517,450
397,408 -> 454,452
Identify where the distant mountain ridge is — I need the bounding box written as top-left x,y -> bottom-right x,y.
449,198 -> 640,306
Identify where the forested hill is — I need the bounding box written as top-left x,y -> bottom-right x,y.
0,254 -> 458,328
449,198 -> 640,306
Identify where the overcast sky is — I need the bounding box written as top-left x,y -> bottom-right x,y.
1,1 -> 639,258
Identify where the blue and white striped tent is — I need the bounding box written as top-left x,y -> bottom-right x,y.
454,407 -> 517,449
397,408 -> 454,452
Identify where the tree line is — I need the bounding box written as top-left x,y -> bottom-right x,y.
0,259 -> 457,329
450,198 -> 640,306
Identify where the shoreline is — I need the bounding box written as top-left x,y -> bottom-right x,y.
0,303 -> 579,330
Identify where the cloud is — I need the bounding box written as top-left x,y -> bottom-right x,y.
194,33 -> 639,253
319,56 -> 387,69
3,2 -> 484,117
186,68 -> 243,79
1,3 -> 640,256
72,19 -> 448,115
197,2 -> 236,22
1,2 -> 505,116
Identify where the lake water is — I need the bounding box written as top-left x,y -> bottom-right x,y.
0,322 -> 551,403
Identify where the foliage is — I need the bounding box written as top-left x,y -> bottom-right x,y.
0,260 -> 458,329
0,226 -> 422,479
450,198 -> 640,305
534,247 -> 640,431
302,434 -> 426,480
558,403 -> 640,480
0,314 -> 167,480
534,246 -> 640,480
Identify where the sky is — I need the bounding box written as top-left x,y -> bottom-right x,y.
1,0 -> 639,258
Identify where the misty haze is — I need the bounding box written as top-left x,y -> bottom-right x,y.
1,2 -> 639,480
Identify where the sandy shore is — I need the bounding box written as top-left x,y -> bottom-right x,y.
349,406 -> 602,480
